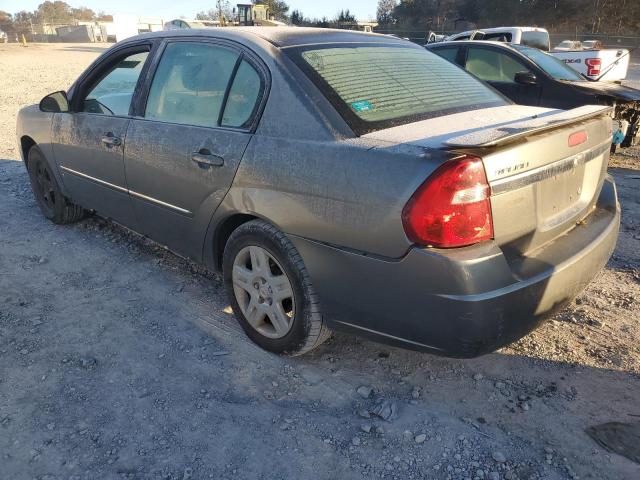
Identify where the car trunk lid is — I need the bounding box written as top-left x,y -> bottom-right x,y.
363,104 -> 613,256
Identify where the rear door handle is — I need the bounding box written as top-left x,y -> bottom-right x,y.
101,133 -> 122,147
191,150 -> 224,168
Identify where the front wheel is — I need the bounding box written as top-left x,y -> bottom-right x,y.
26,146 -> 85,224
222,220 -> 331,356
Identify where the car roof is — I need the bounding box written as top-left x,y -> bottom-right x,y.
124,26 -> 408,49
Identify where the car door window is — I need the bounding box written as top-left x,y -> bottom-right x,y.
82,51 -> 149,116
466,47 -> 530,83
221,60 -> 263,128
145,42 -> 239,128
432,47 -> 460,65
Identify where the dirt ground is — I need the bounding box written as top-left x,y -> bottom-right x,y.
1,43 -> 639,480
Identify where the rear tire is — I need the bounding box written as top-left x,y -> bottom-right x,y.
26,146 -> 85,224
223,220 -> 331,356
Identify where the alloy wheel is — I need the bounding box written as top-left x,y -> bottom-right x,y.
231,245 -> 295,339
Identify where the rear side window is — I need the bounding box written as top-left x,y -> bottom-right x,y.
290,44 -> 505,135
432,47 -> 461,65
145,42 -> 238,128
221,60 -> 263,128
521,31 -> 550,51
482,32 -> 513,42
466,47 -> 530,83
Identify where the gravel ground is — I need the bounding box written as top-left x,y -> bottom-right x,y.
1,43 -> 639,480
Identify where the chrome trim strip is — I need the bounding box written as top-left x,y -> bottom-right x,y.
60,165 -> 192,215
60,165 -> 128,194
491,141 -> 610,195
128,189 -> 191,215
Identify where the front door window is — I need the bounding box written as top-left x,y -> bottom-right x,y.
82,51 -> 149,116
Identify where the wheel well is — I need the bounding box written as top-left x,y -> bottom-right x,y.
213,214 -> 259,271
20,136 -> 36,163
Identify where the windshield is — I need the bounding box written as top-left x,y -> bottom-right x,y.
287,44 -> 506,135
516,46 -> 586,81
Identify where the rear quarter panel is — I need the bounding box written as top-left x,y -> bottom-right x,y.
214,136 -> 455,259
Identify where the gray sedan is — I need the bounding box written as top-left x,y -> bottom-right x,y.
16,28 -> 619,357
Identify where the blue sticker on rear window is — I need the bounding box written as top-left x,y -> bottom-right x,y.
351,100 -> 373,112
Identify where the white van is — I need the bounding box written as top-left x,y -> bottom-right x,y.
444,27 -> 550,51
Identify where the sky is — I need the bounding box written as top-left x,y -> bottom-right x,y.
0,0 -> 378,21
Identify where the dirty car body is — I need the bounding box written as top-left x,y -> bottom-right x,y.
17,28 -> 620,357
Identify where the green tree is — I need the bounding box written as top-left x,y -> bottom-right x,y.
290,9 -> 305,25
11,10 -> 35,38
313,16 -> 330,28
0,10 -> 13,37
35,1 -> 74,24
71,7 -> 95,21
256,0 -> 290,21
336,9 -> 356,23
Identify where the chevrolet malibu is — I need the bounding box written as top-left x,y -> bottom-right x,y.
16,28 -> 620,357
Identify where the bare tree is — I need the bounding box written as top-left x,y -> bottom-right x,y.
377,0 -> 397,25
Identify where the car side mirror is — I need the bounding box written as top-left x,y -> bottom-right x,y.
514,71 -> 538,86
39,91 -> 69,113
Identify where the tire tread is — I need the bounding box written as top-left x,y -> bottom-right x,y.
225,220 -> 331,356
27,146 -> 85,225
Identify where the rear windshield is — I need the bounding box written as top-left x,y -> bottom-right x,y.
521,31 -> 550,51
287,44 -> 506,135
516,46 -> 586,81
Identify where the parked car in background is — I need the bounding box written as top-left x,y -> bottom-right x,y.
0,30 -> 8,43
582,40 -> 604,50
17,28 -> 619,357
443,27 -> 550,51
555,40 -> 582,51
164,19 -> 219,30
428,40 -> 640,149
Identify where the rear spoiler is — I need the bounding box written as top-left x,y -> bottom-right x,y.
445,105 -> 613,148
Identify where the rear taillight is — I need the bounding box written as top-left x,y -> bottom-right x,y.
585,58 -> 601,76
402,156 -> 493,248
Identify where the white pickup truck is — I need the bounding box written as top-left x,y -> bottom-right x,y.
551,47 -> 630,82
439,26 -> 551,50
432,26 -> 631,81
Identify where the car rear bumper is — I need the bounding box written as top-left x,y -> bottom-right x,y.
290,176 -> 620,357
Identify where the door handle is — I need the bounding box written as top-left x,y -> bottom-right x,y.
101,133 -> 122,147
191,150 -> 224,168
